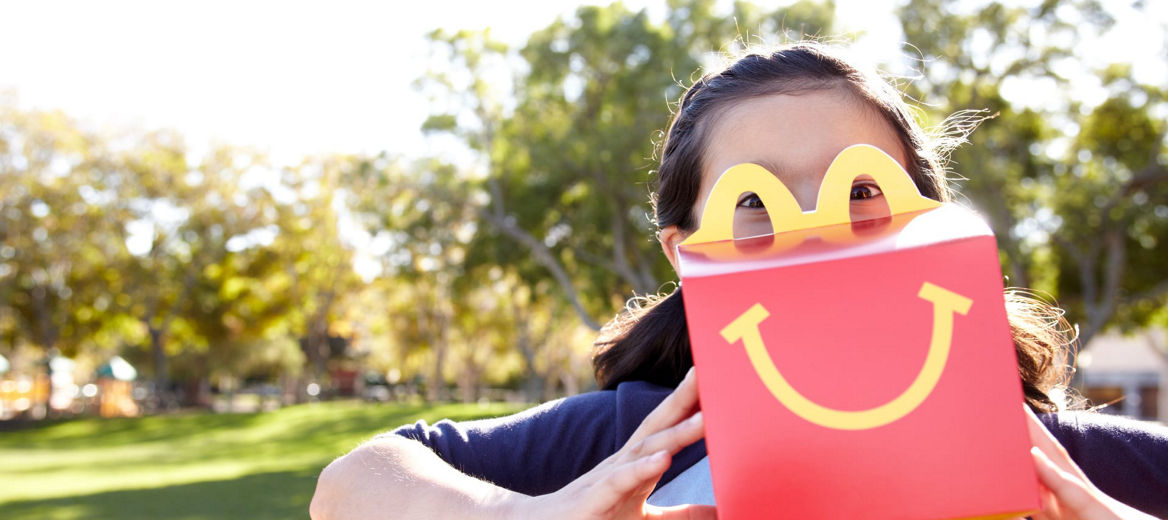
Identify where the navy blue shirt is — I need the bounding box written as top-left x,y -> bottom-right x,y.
392,381 -> 1168,516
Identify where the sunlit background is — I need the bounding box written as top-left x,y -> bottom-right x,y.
4,1 -> 1165,278
4,1 -> 1163,161
2,0 -> 904,162
1,1 -> 1167,518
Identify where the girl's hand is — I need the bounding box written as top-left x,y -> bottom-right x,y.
514,367 -> 715,519
1025,407 -> 1156,520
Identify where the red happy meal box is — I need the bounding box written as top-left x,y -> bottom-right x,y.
678,145 -> 1040,519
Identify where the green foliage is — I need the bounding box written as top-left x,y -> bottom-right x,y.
3,0 -> 1163,401
0,108 -> 125,357
355,1 -> 836,397
0,107 -> 360,396
417,0 -> 835,331
899,0 -> 1168,345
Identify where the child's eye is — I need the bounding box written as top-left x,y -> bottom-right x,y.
737,192 -> 765,209
850,182 -> 883,200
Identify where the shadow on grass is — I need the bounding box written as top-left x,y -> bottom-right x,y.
3,402 -> 526,477
0,467 -> 320,520
3,412 -> 269,449
4,401 -> 522,451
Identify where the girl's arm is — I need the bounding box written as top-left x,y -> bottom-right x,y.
309,434 -> 522,519
1027,408 -> 1160,520
309,368 -> 714,520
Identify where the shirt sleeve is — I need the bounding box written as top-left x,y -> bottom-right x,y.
388,381 -> 706,496
1040,411 -> 1168,517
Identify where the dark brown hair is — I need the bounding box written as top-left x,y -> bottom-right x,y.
592,42 -> 1072,412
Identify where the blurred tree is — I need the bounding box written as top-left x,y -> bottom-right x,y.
0,107 -> 339,408
268,155 -> 360,398
352,276 -> 448,398
445,272 -> 522,402
345,156 -> 482,401
113,138 -> 291,401
499,272 -> 593,400
418,0 -> 835,332
899,0 -> 1168,347
0,108 -> 130,358
358,1 -> 837,398
16,0 -> 1161,409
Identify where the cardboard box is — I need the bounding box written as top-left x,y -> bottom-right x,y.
678,145 -> 1039,519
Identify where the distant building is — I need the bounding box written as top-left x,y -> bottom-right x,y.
1077,329 -> 1167,421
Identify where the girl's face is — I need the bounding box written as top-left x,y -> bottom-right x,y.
659,88 -> 909,271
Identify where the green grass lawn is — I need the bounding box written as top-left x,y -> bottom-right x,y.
0,400 -> 526,519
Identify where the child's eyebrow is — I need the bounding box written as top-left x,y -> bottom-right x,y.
750,158 -> 788,178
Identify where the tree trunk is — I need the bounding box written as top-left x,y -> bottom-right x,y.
482,179 -> 602,331
457,358 -> 482,403
513,306 -> 547,402
30,284 -> 59,419
300,290 -> 337,394
149,325 -> 169,405
427,338 -> 448,402
1078,230 -> 1126,349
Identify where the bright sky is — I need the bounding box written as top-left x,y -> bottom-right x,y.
0,0 -> 910,166
2,0 -> 1164,165
2,0 -> 1162,280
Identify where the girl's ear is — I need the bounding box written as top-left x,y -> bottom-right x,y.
659,225 -> 684,274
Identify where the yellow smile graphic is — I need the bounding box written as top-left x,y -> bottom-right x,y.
719,282 -> 972,430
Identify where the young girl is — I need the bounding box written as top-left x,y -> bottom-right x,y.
310,43 -> 1168,519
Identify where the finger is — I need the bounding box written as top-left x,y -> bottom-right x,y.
1032,446 -> 1160,520
1032,458 -> 1062,520
1024,405 -> 1089,481
645,503 -> 718,519
578,412 -> 703,492
1031,446 -> 1099,515
630,411 -> 705,460
630,367 -> 700,444
579,410 -> 703,488
1029,481 -> 1060,520
599,450 -> 672,500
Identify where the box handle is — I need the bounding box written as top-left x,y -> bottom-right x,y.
680,144 -> 941,246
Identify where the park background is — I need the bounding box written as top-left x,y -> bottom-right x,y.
1,0 -> 1166,518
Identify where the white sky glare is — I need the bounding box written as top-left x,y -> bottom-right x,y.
0,0 -> 628,164
1,0 -> 1162,166
0,0 -> 905,166
2,0 -> 511,164
2,0 -> 1163,282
